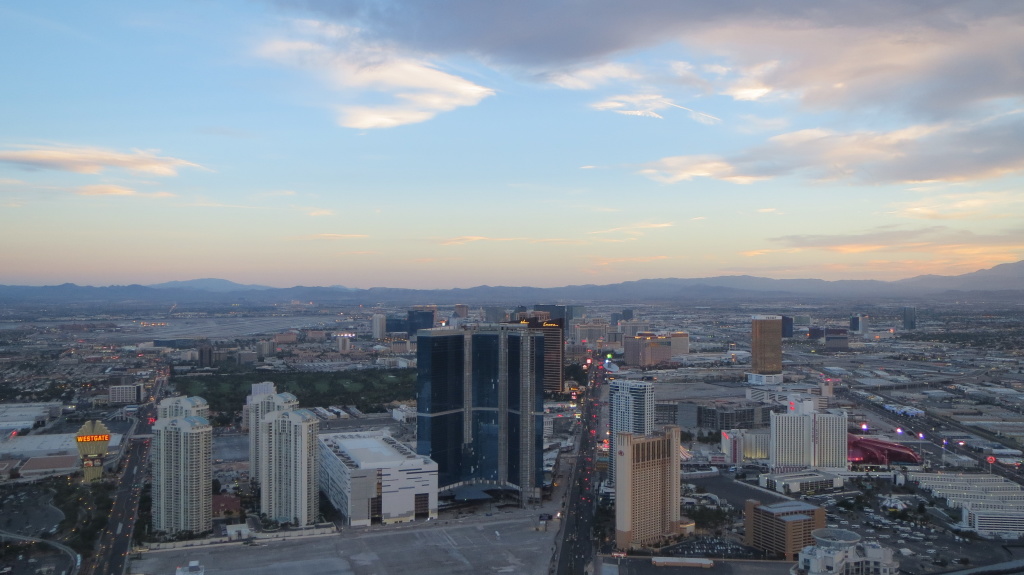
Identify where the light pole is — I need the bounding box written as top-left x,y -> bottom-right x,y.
918,433 -> 926,465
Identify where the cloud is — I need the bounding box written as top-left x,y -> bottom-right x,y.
766,225 -> 1024,256
0,144 -> 201,175
594,255 -> 671,266
736,114 -> 789,134
890,191 -> 1024,220
588,222 -> 673,235
544,62 -> 640,89
75,184 -> 175,198
737,225 -> 1024,277
307,233 -> 369,240
440,235 -> 527,245
284,2 -> 1024,118
258,20 -> 495,129
592,94 -> 720,124
637,155 -> 766,184
640,111 -> 1024,185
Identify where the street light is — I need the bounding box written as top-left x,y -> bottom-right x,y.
918,433 -> 926,464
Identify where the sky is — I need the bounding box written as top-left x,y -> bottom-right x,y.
2,1 -> 1023,289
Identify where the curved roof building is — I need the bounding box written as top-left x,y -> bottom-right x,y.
847,434 -> 922,465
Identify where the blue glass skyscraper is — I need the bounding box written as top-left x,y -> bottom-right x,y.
416,324 -> 545,504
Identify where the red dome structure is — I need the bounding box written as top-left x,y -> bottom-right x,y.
848,434 -> 922,465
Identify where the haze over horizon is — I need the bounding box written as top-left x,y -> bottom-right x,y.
3,2 -> 1024,290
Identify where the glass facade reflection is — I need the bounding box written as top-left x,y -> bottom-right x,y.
416,324 -> 544,502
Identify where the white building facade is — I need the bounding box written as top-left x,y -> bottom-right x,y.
319,430 -> 438,526
261,408 -> 319,526
609,380 -> 654,484
152,412 -> 212,536
246,383 -> 297,484
794,529 -> 898,575
770,403 -> 848,472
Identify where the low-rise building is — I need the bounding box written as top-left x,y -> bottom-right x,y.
793,528 -> 898,575
745,499 -> 825,560
319,430 -> 437,526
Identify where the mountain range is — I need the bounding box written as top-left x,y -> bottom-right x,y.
1,261 -> 1022,308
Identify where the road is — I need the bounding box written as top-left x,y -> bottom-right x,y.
555,363 -> 604,575
86,403 -> 154,575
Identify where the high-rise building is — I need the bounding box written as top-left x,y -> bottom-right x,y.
614,426 -> 681,550
152,399 -> 212,536
510,317 -> 565,394
744,499 -> 825,560
671,332 -> 690,355
902,307 -> 917,330
319,430 -> 438,526
109,383 -> 144,405
781,316 -> 795,338
261,409 -> 319,525
609,380 -> 654,484
618,320 -> 650,338
371,314 -> 387,339
623,332 -> 673,367
749,315 -> 783,385
574,322 -> 609,345
197,345 -> 213,368
246,383 -> 298,485
453,304 -> 469,319
533,304 -> 567,322
337,336 -> 351,352
158,396 -> 209,420
721,428 -> 771,463
483,306 -> 506,323
769,403 -> 848,472
415,324 -> 544,503
407,309 -> 435,338
256,340 -> 275,358
850,314 -> 869,336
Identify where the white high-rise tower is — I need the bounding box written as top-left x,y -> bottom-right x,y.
152,397 -> 212,536
261,409 -> 320,525
769,401 -> 848,472
609,380 -> 654,485
246,383 -> 298,484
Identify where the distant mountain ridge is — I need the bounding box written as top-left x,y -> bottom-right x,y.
1,261 -> 1022,307
148,278 -> 273,292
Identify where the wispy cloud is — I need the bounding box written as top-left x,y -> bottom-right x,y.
258,20 -> 495,129
888,190 -> 1024,220
306,233 -> 369,240
637,155 -> 766,184
588,222 -> 674,235
594,255 -> 671,266
544,62 -> 640,90
440,235 -> 527,245
592,94 -> 719,124
763,226 -> 1024,259
75,184 -> 175,198
639,112 -> 1024,185
0,144 -> 201,175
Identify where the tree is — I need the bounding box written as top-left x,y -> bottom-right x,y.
212,478 -> 222,495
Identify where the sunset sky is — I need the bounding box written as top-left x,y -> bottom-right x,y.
2,1 -> 1023,289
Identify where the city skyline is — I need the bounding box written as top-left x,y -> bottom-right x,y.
2,2 -> 1023,289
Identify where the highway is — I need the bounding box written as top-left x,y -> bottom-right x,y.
555,363 -> 604,575
86,403 -> 154,575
